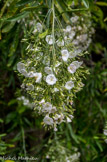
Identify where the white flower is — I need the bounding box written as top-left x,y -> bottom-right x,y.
104,129 -> 107,136
44,67 -> 53,74
17,62 -> 26,73
72,39 -> 79,45
61,49 -> 69,62
26,84 -> 34,91
43,115 -> 53,125
55,61 -> 61,67
65,25 -> 72,32
23,99 -> 29,105
69,51 -> 77,58
67,117 -> 72,123
105,139 -> 107,144
51,106 -> 56,113
74,49 -> 82,54
54,114 -> 64,123
77,34 -> 88,43
20,69 -> 28,77
56,39 -> 64,47
54,88 -> 59,92
36,22 -> 42,32
54,127 -> 58,131
33,29 -> 37,34
46,35 -> 53,45
65,81 -> 74,90
21,83 -> 25,89
39,99 -> 45,104
69,31 -> 75,40
70,16 -> 79,23
68,64 -> 77,74
28,71 -> 36,77
64,36 -> 68,40
46,74 -> 57,85
72,61 -> 83,68
69,115 -> 74,120
34,73 -> 42,83
78,26 -> 82,30
42,102 -> 52,112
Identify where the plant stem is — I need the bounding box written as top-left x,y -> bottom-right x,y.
52,0 -> 55,64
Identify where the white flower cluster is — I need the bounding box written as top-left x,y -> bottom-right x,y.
65,152 -> 81,162
17,12 -> 93,129
17,96 -> 35,108
63,13 -> 95,52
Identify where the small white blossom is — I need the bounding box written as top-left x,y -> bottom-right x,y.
104,129 -> 107,136
42,102 -> 52,113
23,99 -> 29,105
61,49 -> 69,62
43,115 -> 53,125
67,117 -> 72,123
69,115 -> 74,120
34,73 -> 42,83
69,51 -> 77,58
65,81 -> 74,90
28,71 -> 36,77
69,31 -> 75,40
65,25 -> 72,32
54,127 -> 58,131
72,39 -> 79,45
55,61 -> 61,67
68,64 -> 77,74
78,26 -> 82,30
72,61 -> 83,68
105,139 -> 107,144
44,67 -> 53,74
20,69 -> 28,77
54,114 -> 64,123
26,84 -> 34,91
17,62 -> 26,73
77,34 -> 88,43
46,74 -> 57,85
46,35 -> 53,45
64,36 -> 68,40
51,106 -> 57,113
39,99 -> 45,104
56,39 -> 64,47
36,22 -> 42,32
54,88 -> 59,92
21,83 -> 25,89
70,16 -> 79,23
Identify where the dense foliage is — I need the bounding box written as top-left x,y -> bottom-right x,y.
0,0 -> 107,161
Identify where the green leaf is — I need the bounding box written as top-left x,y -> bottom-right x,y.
67,123 -> 79,144
2,22 -> 16,33
82,0 -> 89,8
0,119 -> 3,123
16,0 -> 34,7
55,0 -> 71,24
0,134 -> 6,138
20,3 -> 44,12
104,17 -> 107,22
96,140 -> 103,152
39,29 -> 48,38
7,12 -> 29,21
96,2 -> 107,7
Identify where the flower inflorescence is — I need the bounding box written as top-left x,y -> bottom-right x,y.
17,12 -> 93,130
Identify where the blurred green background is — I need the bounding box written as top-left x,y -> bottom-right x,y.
0,0 -> 107,161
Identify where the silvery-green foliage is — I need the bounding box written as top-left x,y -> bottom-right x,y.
16,7 -> 92,130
